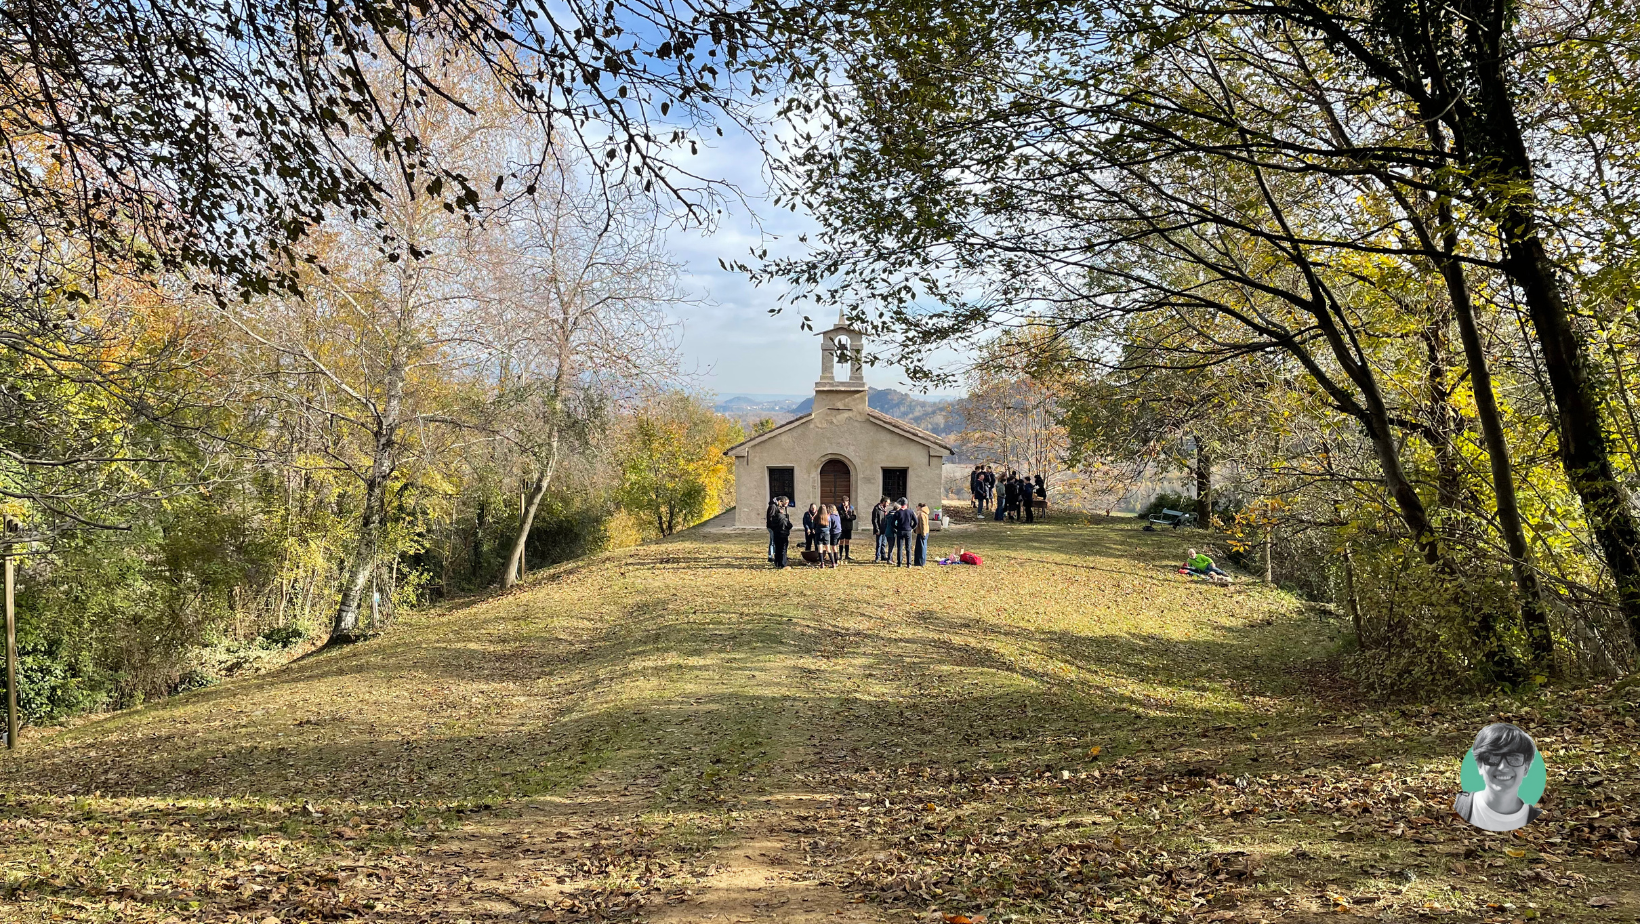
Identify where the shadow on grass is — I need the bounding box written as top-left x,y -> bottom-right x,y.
1,597 -> 1353,808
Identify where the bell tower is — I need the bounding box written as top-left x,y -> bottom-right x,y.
816,310 -> 866,394
813,310 -> 869,424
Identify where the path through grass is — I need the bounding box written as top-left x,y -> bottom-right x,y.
1,513 -> 1636,924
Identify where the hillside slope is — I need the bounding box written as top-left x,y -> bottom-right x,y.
0,518 -> 1635,924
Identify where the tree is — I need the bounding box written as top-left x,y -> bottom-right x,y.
1,0 -> 763,556
755,0 -> 1627,676
2,0 -> 758,311
220,53 -> 517,644
1060,334 -> 1249,529
614,394 -> 740,537
483,166 -> 687,588
955,328 -> 1070,477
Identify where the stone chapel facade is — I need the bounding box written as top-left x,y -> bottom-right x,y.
723,316 -> 953,527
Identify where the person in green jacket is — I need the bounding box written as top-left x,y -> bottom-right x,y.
1186,548 -> 1232,582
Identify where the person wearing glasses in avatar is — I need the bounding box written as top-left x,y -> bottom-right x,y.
1454,723 -> 1541,832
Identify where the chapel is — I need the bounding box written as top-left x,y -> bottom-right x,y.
723,314 -> 953,527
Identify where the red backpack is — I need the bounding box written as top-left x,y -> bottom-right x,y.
960,551 -> 982,566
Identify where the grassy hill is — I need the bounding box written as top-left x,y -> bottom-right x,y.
0,516 -> 1635,924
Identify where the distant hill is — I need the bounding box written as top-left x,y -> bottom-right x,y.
789,388 -> 959,441
713,393 -> 809,413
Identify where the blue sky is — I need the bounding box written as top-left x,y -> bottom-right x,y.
665,125 -> 970,400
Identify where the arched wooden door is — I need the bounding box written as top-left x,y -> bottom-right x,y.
819,459 -> 851,507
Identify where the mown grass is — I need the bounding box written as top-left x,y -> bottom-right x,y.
0,512 -> 1635,923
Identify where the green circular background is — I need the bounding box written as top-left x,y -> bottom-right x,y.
1461,749 -> 1546,804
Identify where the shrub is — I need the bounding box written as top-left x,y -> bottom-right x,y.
258,623 -> 308,648
6,639 -> 104,728
1138,491 -> 1241,523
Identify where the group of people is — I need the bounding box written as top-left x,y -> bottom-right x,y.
869,496 -> 932,566
969,465 -> 1046,523
762,495 -> 936,568
803,498 -> 857,566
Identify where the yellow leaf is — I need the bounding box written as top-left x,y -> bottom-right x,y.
1504,847 -> 1527,858
1088,746 -> 1102,757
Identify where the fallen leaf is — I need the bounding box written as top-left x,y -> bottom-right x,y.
1503,847 -> 1526,858
1088,746 -> 1102,757
1587,896 -> 1618,908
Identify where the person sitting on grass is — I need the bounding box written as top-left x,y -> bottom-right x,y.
1185,548 -> 1232,583
1455,723 -> 1541,832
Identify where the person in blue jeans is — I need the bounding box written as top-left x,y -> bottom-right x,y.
893,499 -> 916,567
914,503 -> 930,566
871,497 -> 891,562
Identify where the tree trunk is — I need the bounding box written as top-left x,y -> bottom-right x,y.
503,472 -> 550,588
334,453 -> 392,644
501,399 -> 565,588
1343,541 -> 1363,644
1454,0 -> 1640,660
471,500 -> 487,583
1359,389 -> 1445,570
331,359 -> 404,645
1195,437 -> 1212,529
1432,193 -> 1550,674
1264,506 -> 1273,583
1502,229 -> 1640,651
1422,321 -> 1464,510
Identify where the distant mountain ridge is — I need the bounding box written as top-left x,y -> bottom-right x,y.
789,388 -> 959,440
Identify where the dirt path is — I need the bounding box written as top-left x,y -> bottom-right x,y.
420,596 -> 894,924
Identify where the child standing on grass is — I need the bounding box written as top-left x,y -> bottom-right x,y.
838,496 -> 857,561
826,504 -> 842,568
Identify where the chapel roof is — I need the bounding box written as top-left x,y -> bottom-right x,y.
721,408 -> 953,457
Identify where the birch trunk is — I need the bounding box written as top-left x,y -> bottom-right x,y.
331,357 -> 405,645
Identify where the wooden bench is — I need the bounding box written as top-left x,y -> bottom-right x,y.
1145,507 -> 1193,531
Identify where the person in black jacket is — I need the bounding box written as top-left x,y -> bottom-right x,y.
838,496 -> 858,561
969,466 -> 982,515
1003,475 -> 1020,522
768,497 -> 793,568
803,503 -> 820,552
893,498 -> 917,566
872,497 -> 891,562
766,497 -> 778,561
1022,472 -> 1035,523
